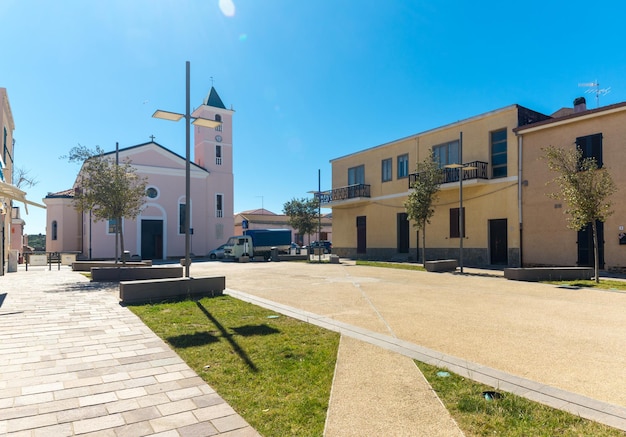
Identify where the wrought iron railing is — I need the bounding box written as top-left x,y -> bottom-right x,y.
318,183 -> 370,205
408,161 -> 488,188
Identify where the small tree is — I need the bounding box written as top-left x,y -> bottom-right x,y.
544,145 -> 617,282
67,145 -> 148,264
404,151 -> 441,263
283,197 -> 319,245
14,167 -> 39,190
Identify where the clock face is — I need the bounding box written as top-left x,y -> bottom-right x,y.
215,135 -> 222,142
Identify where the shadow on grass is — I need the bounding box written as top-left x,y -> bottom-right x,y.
233,324 -> 279,337
167,331 -> 220,348
195,300 -> 263,372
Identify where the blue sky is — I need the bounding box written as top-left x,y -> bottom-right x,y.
1,0 -> 625,235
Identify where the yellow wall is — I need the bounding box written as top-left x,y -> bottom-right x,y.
330,105 -> 524,264
519,105 -> 626,270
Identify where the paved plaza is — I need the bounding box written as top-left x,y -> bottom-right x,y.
0,266 -> 259,436
1,260 -> 626,436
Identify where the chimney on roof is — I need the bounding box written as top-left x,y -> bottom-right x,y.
574,96 -> 587,113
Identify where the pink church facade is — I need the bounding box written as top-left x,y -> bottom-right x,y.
44,87 -> 234,260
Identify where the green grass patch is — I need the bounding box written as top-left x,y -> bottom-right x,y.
356,260 -> 425,271
130,294 -> 625,436
129,296 -> 339,437
543,279 -> 626,291
416,361 -> 625,436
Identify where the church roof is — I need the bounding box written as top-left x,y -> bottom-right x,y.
46,188 -> 75,198
204,87 -> 226,109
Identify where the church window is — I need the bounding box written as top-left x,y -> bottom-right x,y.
216,194 -> 223,218
108,218 -> 119,234
179,203 -> 186,234
146,187 -> 158,199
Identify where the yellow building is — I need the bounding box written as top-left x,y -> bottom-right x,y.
515,99 -> 626,271
325,104 -> 549,266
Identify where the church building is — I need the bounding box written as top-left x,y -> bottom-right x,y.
44,87 -> 234,260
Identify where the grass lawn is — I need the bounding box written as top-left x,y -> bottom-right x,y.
356,260 -> 426,271
544,279 -> 626,292
129,296 -> 339,437
417,361 -> 625,436
357,260 -> 626,292
130,293 -> 625,436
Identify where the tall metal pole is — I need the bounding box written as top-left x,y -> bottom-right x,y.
89,210 -> 92,260
318,169 -> 321,263
459,131 -> 464,273
184,61 -> 191,278
115,142 -> 120,262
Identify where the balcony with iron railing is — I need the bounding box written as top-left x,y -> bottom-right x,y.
318,183 -> 370,206
408,161 -> 488,188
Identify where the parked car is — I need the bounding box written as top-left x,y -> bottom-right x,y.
208,244 -> 227,260
308,240 -> 332,254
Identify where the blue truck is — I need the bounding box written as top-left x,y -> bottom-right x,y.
224,228 -> 291,261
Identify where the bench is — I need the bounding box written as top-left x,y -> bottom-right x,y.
91,266 -> 182,282
425,259 -> 458,272
504,267 -> 594,282
119,276 -> 225,305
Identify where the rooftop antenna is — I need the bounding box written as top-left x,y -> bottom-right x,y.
578,79 -> 611,108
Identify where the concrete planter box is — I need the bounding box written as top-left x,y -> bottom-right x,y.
91,266 -> 182,282
61,253 -> 77,265
28,254 -> 47,266
504,267 -> 594,282
277,254 -> 309,261
425,259 -> 458,272
73,261 -> 152,271
119,276 -> 225,305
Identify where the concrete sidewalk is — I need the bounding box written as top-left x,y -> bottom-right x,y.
0,266 -> 259,436
196,259 -> 626,434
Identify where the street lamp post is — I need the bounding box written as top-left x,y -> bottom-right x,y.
317,169 -> 321,263
153,61 -> 221,277
308,169 -> 322,263
445,131 -> 476,274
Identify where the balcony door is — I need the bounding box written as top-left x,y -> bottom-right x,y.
356,216 -> 367,254
577,221 -> 604,268
397,213 -> 409,253
489,219 -> 508,265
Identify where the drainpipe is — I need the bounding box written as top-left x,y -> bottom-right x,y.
517,133 -> 523,267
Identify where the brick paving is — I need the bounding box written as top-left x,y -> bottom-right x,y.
0,266 -> 259,437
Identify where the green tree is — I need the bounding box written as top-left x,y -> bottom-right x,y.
544,145 -> 617,283
67,145 -> 148,264
283,197 -> 319,245
404,151 -> 441,263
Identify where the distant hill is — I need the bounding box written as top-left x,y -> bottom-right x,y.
27,234 -> 46,251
